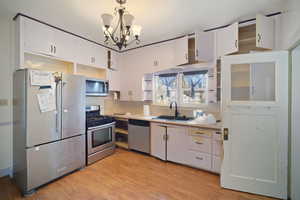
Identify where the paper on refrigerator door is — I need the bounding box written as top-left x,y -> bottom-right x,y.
37,91 -> 56,113
30,70 -> 53,86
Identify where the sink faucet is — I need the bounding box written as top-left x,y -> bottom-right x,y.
169,101 -> 179,119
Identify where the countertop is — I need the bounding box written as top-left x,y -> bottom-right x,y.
109,114 -> 222,130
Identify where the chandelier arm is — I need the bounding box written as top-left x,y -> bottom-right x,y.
125,37 -> 139,46
111,16 -> 121,36
105,30 -> 119,44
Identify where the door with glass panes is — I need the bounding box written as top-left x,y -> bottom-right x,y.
221,51 -> 288,199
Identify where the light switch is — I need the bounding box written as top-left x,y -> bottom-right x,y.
0,99 -> 8,106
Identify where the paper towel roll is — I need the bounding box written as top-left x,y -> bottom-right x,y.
143,105 -> 150,116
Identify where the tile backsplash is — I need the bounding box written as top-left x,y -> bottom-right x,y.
104,100 -> 221,120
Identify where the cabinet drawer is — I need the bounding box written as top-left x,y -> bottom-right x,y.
187,151 -> 211,170
213,131 -> 222,141
188,135 -> 211,153
189,128 -> 213,138
212,156 -> 222,173
212,140 -> 223,156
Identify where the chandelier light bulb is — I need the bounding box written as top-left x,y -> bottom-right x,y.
124,14 -> 134,27
132,25 -> 142,36
101,14 -> 113,27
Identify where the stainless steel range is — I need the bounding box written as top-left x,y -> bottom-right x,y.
86,106 -> 115,165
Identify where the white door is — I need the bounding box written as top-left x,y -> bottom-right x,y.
167,126 -> 188,164
150,123 -> 167,160
217,22 -> 239,57
256,14 -> 274,50
221,51 -> 288,199
174,36 -> 188,65
195,31 -> 215,62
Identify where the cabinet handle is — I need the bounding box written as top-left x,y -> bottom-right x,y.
195,142 -> 203,145
196,49 -> 199,57
195,156 -> 203,160
185,53 -> 188,61
257,33 -> 262,44
235,40 -> 238,48
163,134 -> 166,141
54,46 -> 56,54
51,45 -> 53,53
194,131 -> 205,135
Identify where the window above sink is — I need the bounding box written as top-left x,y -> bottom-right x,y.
153,66 -> 216,107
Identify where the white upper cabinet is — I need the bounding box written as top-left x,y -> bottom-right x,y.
195,31 -> 215,62
107,51 -> 121,91
75,38 -> 107,68
23,18 -> 54,56
51,29 -> 76,61
174,36 -> 189,65
23,17 -> 76,61
217,22 -> 239,57
256,14 -> 274,49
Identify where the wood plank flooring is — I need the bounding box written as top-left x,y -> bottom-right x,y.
0,149 -> 278,200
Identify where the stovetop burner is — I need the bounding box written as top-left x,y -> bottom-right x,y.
86,106 -> 114,128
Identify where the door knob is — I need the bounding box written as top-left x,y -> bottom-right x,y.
223,128 -> 229,141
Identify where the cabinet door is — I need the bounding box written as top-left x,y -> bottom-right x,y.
52,29 -> 76,61
174,36 -> 189,65
217,22 -> 239,57
167,126 -> 188,164
75,38 -> 90,65
256,14 -> 274,49
195,31 -> 215,62
108,52 -> 121,91
150,123 -> 167,160
93,44 -> 107,68
23,18 -> 53,56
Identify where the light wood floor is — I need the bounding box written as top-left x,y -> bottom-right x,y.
0,149 -> 278,200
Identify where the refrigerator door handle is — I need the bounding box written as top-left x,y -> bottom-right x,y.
55,82 -> 59,133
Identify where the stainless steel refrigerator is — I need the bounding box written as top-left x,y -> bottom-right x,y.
13,68 -> 86,195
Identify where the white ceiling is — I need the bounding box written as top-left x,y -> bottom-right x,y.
0,0 -> 285,50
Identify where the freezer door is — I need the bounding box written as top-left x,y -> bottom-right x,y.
26,135 -> 85,191
26,70 -> 62,147
62,74 -> 85,139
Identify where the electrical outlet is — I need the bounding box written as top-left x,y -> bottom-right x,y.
0,99 -> 8,106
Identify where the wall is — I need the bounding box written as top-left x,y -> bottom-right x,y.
0,16 -> 14,177
279,0 -> 300,49
291,45 -> 300,200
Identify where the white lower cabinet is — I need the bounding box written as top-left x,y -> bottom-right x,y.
150,123 -> 223,173
187,151 -> 212,170
212,156 -> 222,173
150,123 -> 167,160
166,126 -> 188,164
187,134 -> 212,154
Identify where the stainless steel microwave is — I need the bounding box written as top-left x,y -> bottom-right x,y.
86,78 -> 109,96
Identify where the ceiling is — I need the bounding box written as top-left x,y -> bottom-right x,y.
0,0 -> 285,50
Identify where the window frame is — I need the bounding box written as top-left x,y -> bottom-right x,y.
152,69 -> 211,107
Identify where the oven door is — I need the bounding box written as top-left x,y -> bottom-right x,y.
87,123 -> 115,155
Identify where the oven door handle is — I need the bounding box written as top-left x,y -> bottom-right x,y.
87,122 -> 116,131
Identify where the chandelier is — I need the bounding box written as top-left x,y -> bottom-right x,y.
101,0 -> 142,50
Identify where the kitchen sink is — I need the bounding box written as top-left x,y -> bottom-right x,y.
155,115 -> 194,121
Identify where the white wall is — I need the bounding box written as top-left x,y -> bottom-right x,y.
279,0 -> 300,49
291,45 -> 300,200
0,16 -> 14,177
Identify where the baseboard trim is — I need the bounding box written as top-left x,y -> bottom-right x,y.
0,167 -> 12,178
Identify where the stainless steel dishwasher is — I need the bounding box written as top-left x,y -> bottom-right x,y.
128,119 -> 150,154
